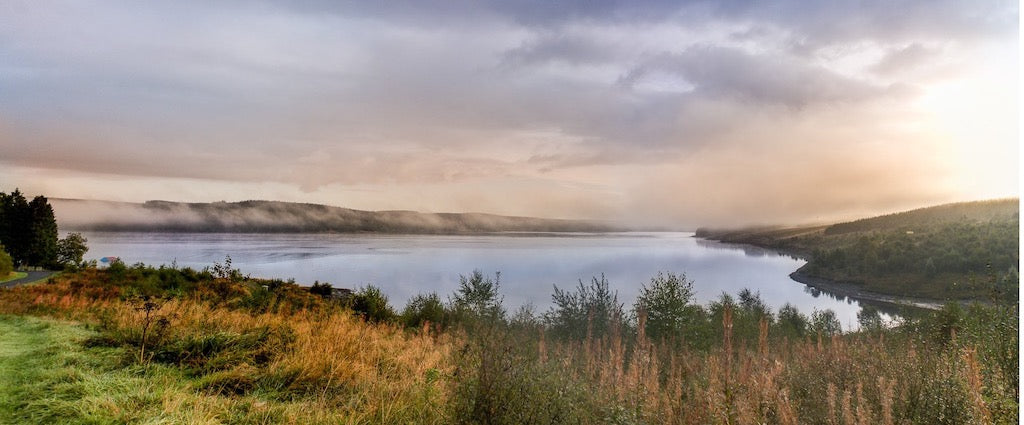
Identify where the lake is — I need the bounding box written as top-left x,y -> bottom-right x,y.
78,231 -> 884,329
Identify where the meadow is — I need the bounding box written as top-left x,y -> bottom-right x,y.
0,261 -> 1016,424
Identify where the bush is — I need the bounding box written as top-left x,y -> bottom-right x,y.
545,274 -> 624,341
856,305 -> 884,332
710,289 -> 774,345
809,309 -> 841,336
105,259 -> 127,282
348,285 -> 396,323
401,292 -> 447,329
633,272 -> 700,344
450,270 -> 504,325
775,303 -> 808,339
0,244 -> 12,277
309,280 -> 333,298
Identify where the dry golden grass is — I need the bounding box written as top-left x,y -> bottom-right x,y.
526,306 -> 1014,425
0,274 -> 455,424
1,271 -> 1016,424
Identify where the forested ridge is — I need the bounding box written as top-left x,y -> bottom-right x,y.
697,199 -> 1019,301
51,198 -> 621,234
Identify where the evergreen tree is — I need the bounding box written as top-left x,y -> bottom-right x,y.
0,190 -> 62,268
0,193 -> 6,252
0,190 -> 32,266
27,195 -> 58,267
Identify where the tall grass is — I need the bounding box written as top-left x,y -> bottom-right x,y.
0,272 -> 454,424
451,305 -> 1015,424
0,266 -> 1017,424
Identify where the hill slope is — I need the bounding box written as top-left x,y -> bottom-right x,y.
51,198 -> 622,234
697,199 -> 1019,301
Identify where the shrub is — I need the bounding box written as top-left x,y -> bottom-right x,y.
810,308 -> 841,336
856,305 -> 884,332
309,280 -> 333,298
402,292 -> 447,329
633,272 -> 700,344
775,303 -> 808,339
0,244 -> 12,277
737,288 -> 773,322
348,285 -> 396,323
545,274 -> 624,341
449,270 -> 504,325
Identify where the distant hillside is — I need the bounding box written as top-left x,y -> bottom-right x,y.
51,199 -> 623,234
824,199 -> 1019,235
698,199 -> 1019,302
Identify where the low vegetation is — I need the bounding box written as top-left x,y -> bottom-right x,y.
0,260 -> 1016,424
0,245 -> 12,278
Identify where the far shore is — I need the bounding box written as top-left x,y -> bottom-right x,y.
788,269 -> 944,311
695,236 -> 946,311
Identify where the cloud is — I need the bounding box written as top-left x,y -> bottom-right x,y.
0,0 -> 1017,225
618,46 -> 891,108
871,43 -> 940,76
503,33 -> 622,67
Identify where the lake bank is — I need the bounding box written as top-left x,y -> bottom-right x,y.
788,269 -> 943,311
694,235 -> 946,312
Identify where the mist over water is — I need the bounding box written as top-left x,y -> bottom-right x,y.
80,231 -> 884,329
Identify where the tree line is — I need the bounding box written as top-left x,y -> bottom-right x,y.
0,189 -> 88,271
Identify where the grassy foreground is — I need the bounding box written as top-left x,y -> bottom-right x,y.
0,263 -> 1017,424
0,313 -> 450,425
0,315 -> 205,424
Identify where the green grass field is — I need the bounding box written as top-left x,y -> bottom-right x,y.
0,273 -> 27,285
0,315 -> 218,424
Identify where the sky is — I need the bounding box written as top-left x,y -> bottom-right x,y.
0,0 -> 1018,228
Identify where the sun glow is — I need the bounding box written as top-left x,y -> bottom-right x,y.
912,59 -> 1018,200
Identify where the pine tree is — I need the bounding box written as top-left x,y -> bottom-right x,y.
0,190 -> 60,268
0,190 -> 32,266
27,195 -> 59,267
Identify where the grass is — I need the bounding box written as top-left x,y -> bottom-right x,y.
0,272 -> 27,285
0,266 -> 1016,424
0,314 -> 199,424
0,272 -> 455,424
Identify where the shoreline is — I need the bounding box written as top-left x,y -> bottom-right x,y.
696,236 -> 946,311
788,268 -> 943,311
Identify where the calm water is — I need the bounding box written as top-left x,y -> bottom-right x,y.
79,231 -> 882,329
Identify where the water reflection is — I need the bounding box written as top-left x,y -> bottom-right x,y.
81,231 -> 902,330
693,238 -> 802,260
